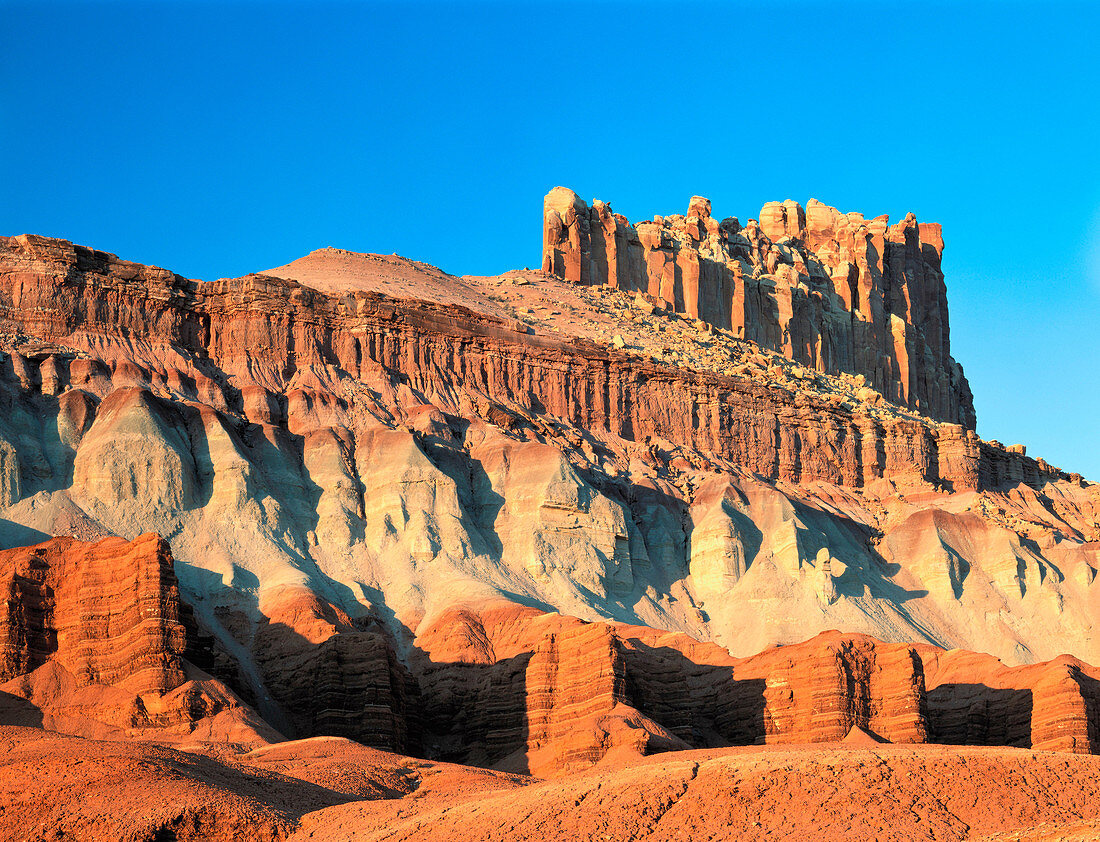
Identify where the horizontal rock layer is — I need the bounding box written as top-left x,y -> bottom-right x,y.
542,187 -> 974,428
417,608 -> 1100,772
416,609 -> 928,770
246,587 -> 420,754
0,534 -> 187,693
3,532 -> 1099,771
0,535 -> 276,745
919,646 -> 1100,753
0,234 -> 1061,493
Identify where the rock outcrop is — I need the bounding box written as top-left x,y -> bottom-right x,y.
416,607 -> 931,774
726,631 -> 928,745
919,646 -> 1100,754
0,234 -> 1060,498
0,231 -> 1098,773
417,604 -> 1100,772
0,534 -> 277,745
543,187 -> 974,428
247,587 -> 420,754
0,534 -> 187,693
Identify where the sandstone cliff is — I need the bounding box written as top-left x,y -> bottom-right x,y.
0,234 -> 1062,495
543,187 -> 974,428
919,645 -> 1100,753
0,534 -> 186,692
0,230 -> 1098,773
0,534 -> 276,745
3,526 -> 1094,778
414,603 -> 1100,774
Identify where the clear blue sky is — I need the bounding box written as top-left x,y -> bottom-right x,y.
3,1 -> 1098,480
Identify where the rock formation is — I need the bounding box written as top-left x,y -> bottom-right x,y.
0,534 -> 276,745
416,603 -> 1100,773
0,534 -> 187,692
543,187 -> 975,428
919,646 -> 1100,753
247,586 -> 420,754
415,607 -> 925,772
0,221 -> 1098,778
0,234 -> 1063,498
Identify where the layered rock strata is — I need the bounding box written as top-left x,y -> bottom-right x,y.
0,234 -> 1059,494
0,535 -> 275,744
919,646 -> 1100,753
246,588 -> 420,754
1,233 -> 1098,773
0,534 -> 188,692
725,631 -> 928,744
416,610 -> 930,772
543,187 -> 975,428
418,607 -> 1100,771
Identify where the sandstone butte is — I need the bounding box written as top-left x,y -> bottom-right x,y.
0,187 -> 1098,840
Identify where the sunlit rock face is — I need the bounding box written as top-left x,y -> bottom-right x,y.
0,230 -> 1098,772
0,533 -> 277,746
543,187 -> 975,429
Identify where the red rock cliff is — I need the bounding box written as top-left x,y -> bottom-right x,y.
415,608 -> 931,772
0,534 -> 187,693
542,187 -> 975,429
0,534 -> 278,746
0,234 -> 1061,493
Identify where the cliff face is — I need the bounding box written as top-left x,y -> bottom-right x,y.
0,534 -> 277,745
542,187 -> 975,429
244,586 -> 420,753
416,604 -> 1100,773
413,603 -> 1100,773
4,526 -> 1094,777
0,534 -> 187,693
0,231 -> 1098,772
0,233 -> 1095,664
919,646 -> 1100,754
0,234 -> 1058,494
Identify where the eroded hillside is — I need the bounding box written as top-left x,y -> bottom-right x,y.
0,211 -> 1098,773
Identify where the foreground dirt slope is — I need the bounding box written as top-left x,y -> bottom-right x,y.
7,723 -> 1100,842
0,727 -> 525,842
290,743 -> 1100,842
0,726 -> 336,841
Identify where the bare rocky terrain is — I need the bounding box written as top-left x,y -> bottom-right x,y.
0,189 -> 1098,839
7,725 -> 1100,841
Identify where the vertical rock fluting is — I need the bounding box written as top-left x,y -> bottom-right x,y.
0,234 -> 1063,494
543,188 -> 975,429
352,303 -> 1059,493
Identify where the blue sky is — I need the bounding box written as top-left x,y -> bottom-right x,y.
3,1 -> 1099,479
